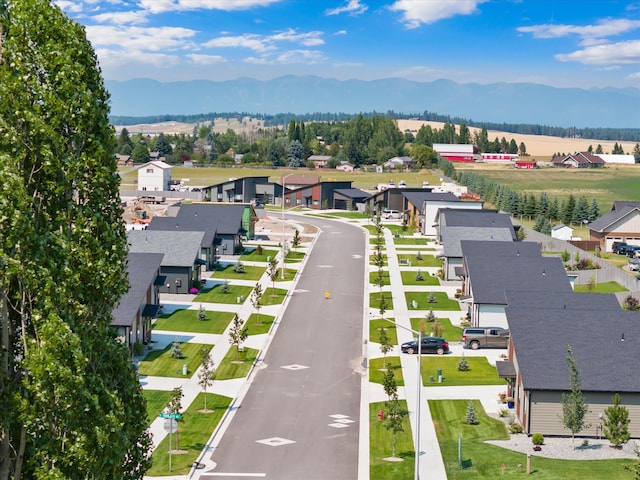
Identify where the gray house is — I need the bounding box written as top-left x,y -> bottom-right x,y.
463,254 -> 573,328
503,304 -> 640,438
436,209 -> 518,243
127,230 -> 205,294
202,176 -> 278,204
112,252 -> 164,354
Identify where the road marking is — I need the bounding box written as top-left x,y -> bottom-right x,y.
205,473 -> 266,477
281,364 -> 309,370
256,436 -> 296,447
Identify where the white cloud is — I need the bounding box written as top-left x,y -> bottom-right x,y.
204,29 -> 324,51
555,40 -> 640,66
334,30 -> 348,36
627,71 -> 640,81
245,49 -> 326,65
518,19 -> 640,42
86,25 -> 197,52
270,29 -> 324,46
138,0 -> 282,14
92,10 -> 149,24
55,1 -> 84,13
325,0 -> 368,16
389,0 -> 488,29
186,54 -> 227,65
95,48 -> 180,69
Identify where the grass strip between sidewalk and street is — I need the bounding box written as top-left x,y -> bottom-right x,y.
139,343 -> 212,378
370,401 -> 414,480
215,347 -> 259,380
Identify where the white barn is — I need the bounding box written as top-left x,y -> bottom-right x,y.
598,154 -> 635,165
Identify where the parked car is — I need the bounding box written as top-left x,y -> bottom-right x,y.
625,245 -> 640,258
461,327 -> 510,350
612,241 -> 628,254
382,209 -> 402,219
401,336 -> 449,355
629,260 -> 640,271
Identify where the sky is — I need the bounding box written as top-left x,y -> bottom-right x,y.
58,0 -> 640,90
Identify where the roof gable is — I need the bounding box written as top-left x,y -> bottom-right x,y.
127,230 -> 204,266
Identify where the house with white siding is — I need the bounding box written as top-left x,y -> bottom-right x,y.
137,160 -> 172,192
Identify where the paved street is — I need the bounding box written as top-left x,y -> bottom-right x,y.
201,216 -> 367,479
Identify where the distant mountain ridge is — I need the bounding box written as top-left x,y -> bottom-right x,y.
105,75 -> 640,129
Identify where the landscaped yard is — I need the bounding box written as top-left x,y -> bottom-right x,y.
420,356 -> 505,386
324,211 -> 369,219
573,281 -> 628,293
405,292 -> 460,311
211,264 -> 264,280
393,237 -> 432,245
194,284 -> 254,304
153,309 -> 235,334
410,317 -> 462,342
274,268 -> 298,281
261,287 -> 288,305
370,318 -> 399,345
369,270 -> 390,286
370,292 -> 394,311
397,253 -> 441,267
369,357 -> 404,386
430,399 -> 632,479
370,254 -> 388,266
143,389 -> 174,423
245,313 -> 276,335
370,401 -> 414,479
400,270 -> 440,286
239,248 -> 279,262
147,393 -> 232,476
285,250 -> 305,262
384,224 -> 418,236
138,343 -> 212,378
216,347 -> 259,380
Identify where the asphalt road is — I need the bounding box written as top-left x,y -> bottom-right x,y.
203,215 -> 367,479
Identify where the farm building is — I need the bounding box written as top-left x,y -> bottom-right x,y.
480,153 -> 519,162
553,152 -> 605,168
136,160 -> 172,192
599,154 -> 636,165
433,144 -> 478,162
515,158 -> 537,169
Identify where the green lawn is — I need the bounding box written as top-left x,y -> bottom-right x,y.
285,250 -> 305,262
384,224 -> 418,236
369,357 -> 405,386
261,287 -> 288,305
370,254 -> 388,266
420,357 -> 505,386
370,401 -> 415,479
370,270 -> 390,287
153,309 -> 235,334
397,253 -> 442,267
370,237 -> 387,246
393,237 -> 432,245
274,267 -> 298,281
370,318 -> 399,345
239,248 -> 279,262
143,390 -> 174,423
400,270 -> 440,286
324,211 -> 369,219
370,292 -> 394,311
245,313 -> 276,335
216,347 -> 259,380
431,399 -> 632,479
147,393 -> 232,476
194,284 -> 254,304
405,292 -> 460,311
363,225 -> 379,236
138,343 -> 212,378
410,317 -> 462,342
211,264 -> 265,280
574,281 -> 629,293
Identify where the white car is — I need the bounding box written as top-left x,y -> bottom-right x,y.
629,261 -> 640,272
381,209 -> 402,219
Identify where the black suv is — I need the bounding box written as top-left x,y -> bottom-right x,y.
401,336 -> 449,355
612,242 -> 628,254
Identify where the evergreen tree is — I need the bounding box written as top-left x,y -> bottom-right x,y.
0,1 -> 151,477
562,195 -> 576,225
572,196 -> 590,225
287,139 -> 305,167
603,393 -> 630,447
465,401 -> 479,425
562,345 -> 591,448
626,448 -> 640,479
117,127 -> 134,154
588,198 -> 601,222
153,132 -> 173,156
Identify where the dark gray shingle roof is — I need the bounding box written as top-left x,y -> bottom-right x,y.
177,203 -> 246,235
127,230 -> 204,267
441,209 -> 514,230
466,255 -> 572,304
334,188 -> 370,199
504,290 -> 621,311
442,227 -> 515,257
506,307 -> 640,392
402,191 -> 459,208
589,204 -> 640,232
460,240 -> 541,259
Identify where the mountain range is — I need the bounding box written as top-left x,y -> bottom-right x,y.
105,76 -> 640,129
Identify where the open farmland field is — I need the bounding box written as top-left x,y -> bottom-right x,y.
454,163 -> 640,206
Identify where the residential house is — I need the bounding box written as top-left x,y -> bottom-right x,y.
433,143 -> 478,162
332,188 -> 371,210
115,154 -> 133,166
280,173 -> 320,190
515,158 -> 537,169
502,304 -> 640,437
588,201 -> 640,252
382,156 -> 415,170
550,224 -> 573,241
148,203 -> 257,266
462,253 -> 573,328
436,209 -> 518,244
416,194 -> 483,237
284,181 -> 353,210
336,161 -> 355,172
441,229 -> 516,282
127,230 -> 206,294
363,187 -> 432,217
552,152 -> 605,168
137,160 -> 172,192
111,252 -> 164,354
308,155 -> 332,168
202,176 -> 277,205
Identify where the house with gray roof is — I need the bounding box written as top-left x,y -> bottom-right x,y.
588,201 -> 640,252
112,252 -> 164,354
127,230 -> 205,294
436,209 -> 518,243
147,203 -> 256,267
332,188 -> 370,210
363,187 -> 433,217
440,228 -> 515,281
284,181 -> 353,210
502,305 -> 640,437
463,255 -> 572,328
201,176 -> 278,205
417,194 -> 483,236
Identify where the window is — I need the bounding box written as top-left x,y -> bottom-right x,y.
146,168 -> 154,173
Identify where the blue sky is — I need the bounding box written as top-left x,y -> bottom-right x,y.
59,0 -> 640,89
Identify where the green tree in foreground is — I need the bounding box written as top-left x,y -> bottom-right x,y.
603,393 -> 630,448
0,1 -> 151,478
561,345 -> 591,448
198,347 -> 216,412
384,393 -> 408,459
626,449 -> 640,479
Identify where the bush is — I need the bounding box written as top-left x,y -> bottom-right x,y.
234,262 -> 245,273
531,433 -> 544,445
415,270 -> 424,281
498,408 -> 509,418
133,342 -> 145,357
416,251 -> 423,261
508,422 -> 524,434
256,244 -> 263,255
457,354 -> 470,372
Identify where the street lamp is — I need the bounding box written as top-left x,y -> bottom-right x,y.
381,317 -> 422,479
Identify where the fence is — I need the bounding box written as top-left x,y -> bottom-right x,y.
120,189 -> 203,202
